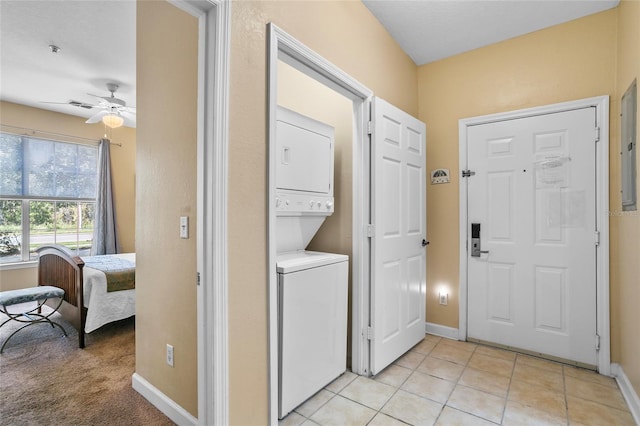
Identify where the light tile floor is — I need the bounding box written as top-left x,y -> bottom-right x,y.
279,335 -> 636,426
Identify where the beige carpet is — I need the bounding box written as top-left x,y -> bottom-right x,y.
0,305 -> 174,425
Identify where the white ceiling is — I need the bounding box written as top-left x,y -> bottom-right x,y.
362,0 -> 620,65
0,0 -> 136,126
0,1 -> 620,127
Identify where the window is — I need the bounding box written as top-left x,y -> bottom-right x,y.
0,133 -> 98,264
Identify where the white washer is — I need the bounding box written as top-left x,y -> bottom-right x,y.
275,107 -> 348,419
277,251 -> 348,419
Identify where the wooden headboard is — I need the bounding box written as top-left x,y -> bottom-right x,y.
36,244 -> 87,348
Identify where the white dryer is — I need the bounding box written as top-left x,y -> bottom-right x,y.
275,107 -> 349,419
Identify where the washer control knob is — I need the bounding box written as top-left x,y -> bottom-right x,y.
326,200 -> 334,209
310,200 -> 314,208
285,199 -> 290,206
317,201 -> 322,208
276,198 -> 281,208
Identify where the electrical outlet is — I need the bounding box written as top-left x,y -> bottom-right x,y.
166,344 -> 174,367
439,293 -> 448,306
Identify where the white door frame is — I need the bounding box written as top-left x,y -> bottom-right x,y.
169,0 -> 231,424
458,96 -> 611,375
267,24 -> 373,425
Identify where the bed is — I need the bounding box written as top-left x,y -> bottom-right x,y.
36,244 -> 136,348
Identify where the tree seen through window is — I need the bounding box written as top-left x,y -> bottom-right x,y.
0,133 -> 98,263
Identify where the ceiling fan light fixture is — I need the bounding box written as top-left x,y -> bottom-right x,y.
102,114 -> 124,128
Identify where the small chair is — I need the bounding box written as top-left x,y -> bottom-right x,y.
0,286 -> 67,353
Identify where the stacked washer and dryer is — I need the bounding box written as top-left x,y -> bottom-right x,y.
275,106 -> 349,419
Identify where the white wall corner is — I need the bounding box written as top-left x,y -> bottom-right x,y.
425,322 -> 460,340
611,363 -> 640,424
132,373 -> 197,426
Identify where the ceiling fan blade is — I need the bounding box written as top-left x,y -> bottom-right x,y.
120,110 -> 136,120
87,93 -> 110,101
40,101 -> 70,105
40,100 -> 98,109
91,97 -> 113,107
85,110 -> 108,124
70,100 -> 97,109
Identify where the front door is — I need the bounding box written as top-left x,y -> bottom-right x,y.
370,97 -> 427,375
466,107 -> 598,367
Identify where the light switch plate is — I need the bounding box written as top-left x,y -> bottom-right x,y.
180,216 -> 189,239
431,168 -> 450,184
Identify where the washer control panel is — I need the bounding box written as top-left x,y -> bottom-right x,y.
276,192 -> 334,215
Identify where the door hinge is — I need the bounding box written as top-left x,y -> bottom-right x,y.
367,121 -> 373,135
366,224 -> 375,238
197,272 -> 201,286
366,327 -> 374,340
462,170 -> 476,178
595,334 -> 601,351
595,127 -> 601,142
595,231 -> 600,246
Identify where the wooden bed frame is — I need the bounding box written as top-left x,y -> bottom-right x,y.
36,244 -> 87,348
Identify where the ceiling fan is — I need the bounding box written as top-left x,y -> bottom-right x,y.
42,82 -> 135,128
84,83 -> 135,128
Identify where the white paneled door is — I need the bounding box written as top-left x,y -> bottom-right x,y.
370,98 -> 427,375
466,107 -> 598,367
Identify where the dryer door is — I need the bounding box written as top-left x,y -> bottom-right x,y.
276,107 -> 334,195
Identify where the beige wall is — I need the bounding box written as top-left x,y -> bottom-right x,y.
418,3 -> 639,396
229,1 -> 417,423
612,0 -> 640,398
0,266 -> 38,292
135,0 -> 198,417
417,10 -> 617,328
0,101 -> 136,291
134,1 -> 637,422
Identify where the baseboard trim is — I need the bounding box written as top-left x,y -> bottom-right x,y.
132,373 -> 197,426
611,363 -> 640,424
425,322 -> 459,340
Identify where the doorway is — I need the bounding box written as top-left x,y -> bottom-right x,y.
159,1 -> 231,424
267,24 -> 372,425
458,96 -> 611,374
267,24 -> 429,424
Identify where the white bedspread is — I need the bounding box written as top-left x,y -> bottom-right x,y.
82,253 -> 136,333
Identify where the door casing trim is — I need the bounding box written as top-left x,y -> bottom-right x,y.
458,96 -> 610,375
267,23 -> 374,425
168,0 -> 232,424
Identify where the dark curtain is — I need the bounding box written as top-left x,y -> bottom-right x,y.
91,139 -> 119,255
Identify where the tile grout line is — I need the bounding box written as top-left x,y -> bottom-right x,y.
283,336 -> 631,426
368,339 -> 439,425
293,373 -> 354,423
433,342 -> 476,424
406,339 -> 454,422
562,365 -> 570,426
446,343 -> 513,425
358,337 -> 446,425
429,339 -> 502,425
499,352 -> 518,426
